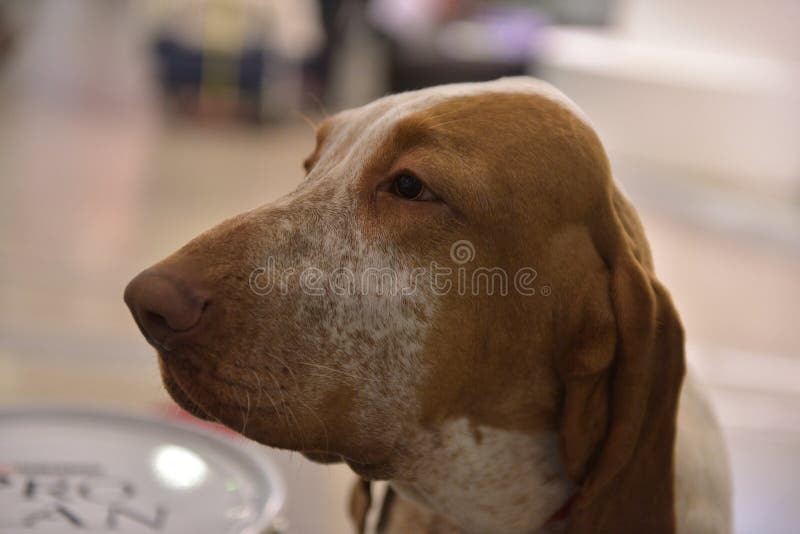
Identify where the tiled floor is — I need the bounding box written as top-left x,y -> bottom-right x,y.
1,3 -> 799,533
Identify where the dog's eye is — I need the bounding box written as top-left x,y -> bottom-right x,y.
392,173 -> 436,201
394,174 -> 421,198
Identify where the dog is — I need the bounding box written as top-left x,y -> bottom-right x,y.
125,77 -> 732,533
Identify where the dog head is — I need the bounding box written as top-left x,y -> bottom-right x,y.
125,78 -> 684,531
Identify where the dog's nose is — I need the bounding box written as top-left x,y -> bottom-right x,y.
124,269 -> 209,349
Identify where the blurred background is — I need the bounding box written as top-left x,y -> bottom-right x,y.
0,0 -> 797,532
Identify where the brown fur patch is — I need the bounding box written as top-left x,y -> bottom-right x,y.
130,83 -> 685,533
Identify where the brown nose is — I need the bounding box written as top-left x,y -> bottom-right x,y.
124,269 -> 209,350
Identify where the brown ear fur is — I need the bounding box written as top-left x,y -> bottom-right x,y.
558,190 -> 686,533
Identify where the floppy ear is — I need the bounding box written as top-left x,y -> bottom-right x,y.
557,192 -> 686,533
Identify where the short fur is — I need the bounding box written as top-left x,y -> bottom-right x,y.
127,78 -> 732,533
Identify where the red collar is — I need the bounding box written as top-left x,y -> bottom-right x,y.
545,493 -> 577,524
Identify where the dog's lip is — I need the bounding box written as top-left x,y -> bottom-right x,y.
140,323 -> 196,353
160,357 -> 218,423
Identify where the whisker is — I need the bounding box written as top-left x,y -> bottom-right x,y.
248,368 -> 284,430
234,388 -> 247,434
250,369 -> 263,409
295,360 -> 379,383
182,349 -> 228,428
296,397 -> 330,455
302,370 -> 374,388
262,354 -> 308,449
261,368 -> 288,424
295,109 -> 319,130
305,91 -> 329,118
283,403 -> 306,450
264,368 -> 286,404
242,390 -> 251,434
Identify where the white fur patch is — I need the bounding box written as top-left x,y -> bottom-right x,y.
392,418 -> 575,534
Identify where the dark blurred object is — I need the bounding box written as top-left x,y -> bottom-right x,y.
369,0 -> 549,92
154,36 -> 277,121
153,37 -> 203,108
303,0 -> 348,106
0,7 -> 16,63
150,0 -> 322,123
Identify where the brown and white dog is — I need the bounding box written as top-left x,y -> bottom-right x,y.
124,77 -> 731,533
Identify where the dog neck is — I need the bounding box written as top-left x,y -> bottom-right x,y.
389,418 -> 576,533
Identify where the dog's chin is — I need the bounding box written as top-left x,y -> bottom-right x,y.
302,451 -> 344,464
301,452 -> 396,479
345,458 -> 397,481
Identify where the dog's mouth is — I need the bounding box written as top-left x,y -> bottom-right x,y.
158,355 -> 219,424
157,352 -> 389,475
